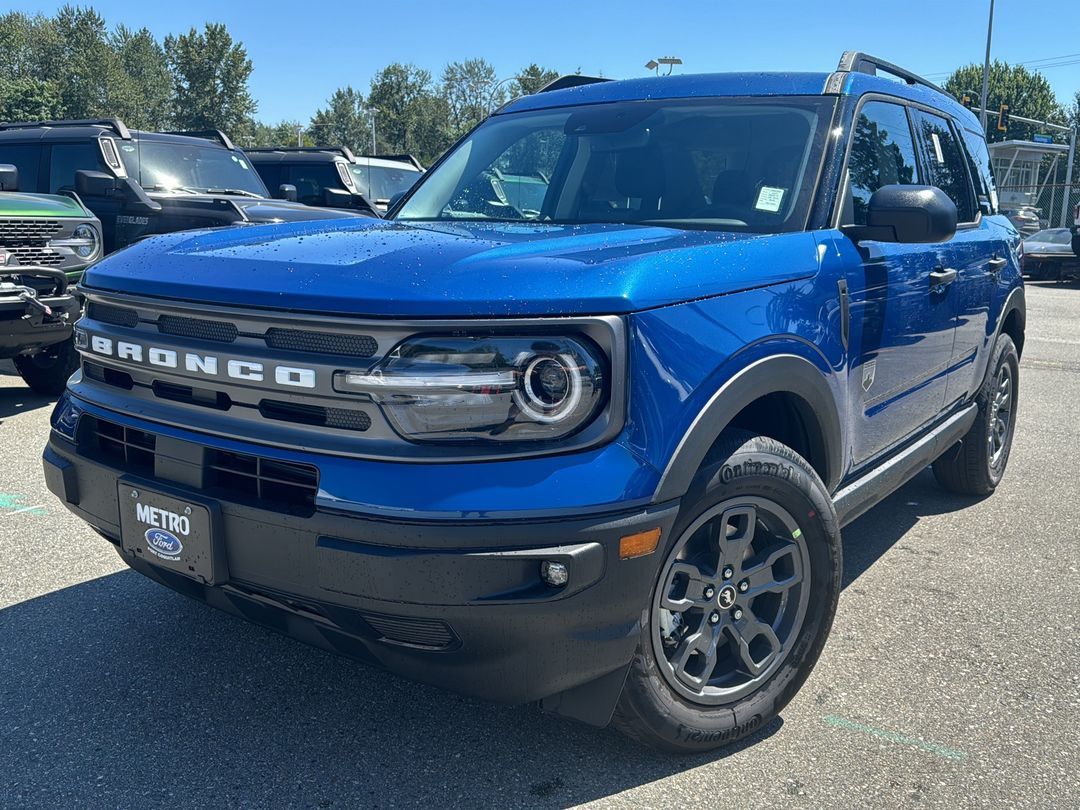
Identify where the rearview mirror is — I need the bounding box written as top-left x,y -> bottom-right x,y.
0,164 -> 18,191
844,185 -> 957,244
277,183 -> 298,202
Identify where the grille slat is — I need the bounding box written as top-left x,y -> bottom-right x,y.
79,417 -> 319,514
7,246 -> 64,266
0,219 -> 63,242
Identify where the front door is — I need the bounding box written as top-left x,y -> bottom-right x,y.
837,99 -> 958,465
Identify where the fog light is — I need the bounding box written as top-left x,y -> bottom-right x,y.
540,560 -> 569,587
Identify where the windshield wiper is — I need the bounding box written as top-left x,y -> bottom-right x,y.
143,184 -> 202,194
204,188 -> 263,198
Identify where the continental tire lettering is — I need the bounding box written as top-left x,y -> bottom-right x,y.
720,459 -> 799,485
676,714 -> 763,743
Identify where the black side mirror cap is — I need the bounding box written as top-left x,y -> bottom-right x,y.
843,184 -> 958,244
323,187 -> 352,207
0,164 -> 18,191
75,169 -> 121,198
277,183 -> 298,202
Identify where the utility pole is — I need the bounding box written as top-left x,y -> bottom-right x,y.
369,111 -> 376,155
979,0 -> 995,131
297,125 -> 303,147
1060,125 -> 1077,228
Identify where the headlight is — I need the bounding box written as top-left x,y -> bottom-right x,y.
54,224 -> 100,260
334,335 -> 606,443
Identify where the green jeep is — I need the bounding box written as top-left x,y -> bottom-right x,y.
1,163 -> 100,394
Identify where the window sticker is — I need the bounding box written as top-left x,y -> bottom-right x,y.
930,132 -> 945,164
755,186 -> 786,213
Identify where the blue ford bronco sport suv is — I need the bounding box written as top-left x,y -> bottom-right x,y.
43,53 -> 1024,752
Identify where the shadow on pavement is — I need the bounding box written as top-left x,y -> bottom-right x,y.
0,470 -> 978,807
0,361 -> 57,421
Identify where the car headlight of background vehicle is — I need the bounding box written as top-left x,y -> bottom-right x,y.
334,335 -> 607,442
53,223 -> 101,260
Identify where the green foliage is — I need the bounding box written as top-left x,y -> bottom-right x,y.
367,63 -> 450,163
442,58 -> 499,136
0,77 -> 62,121
512,64 -> 560,97
310,87 -> 370,152
111,25 -> 172,129
165,23 -> 255,132
944,61 -> 1066,143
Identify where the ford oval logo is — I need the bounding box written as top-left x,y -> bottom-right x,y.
145,527 -> 183,557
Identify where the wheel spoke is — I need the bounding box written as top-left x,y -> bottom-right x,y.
740,541 -> 803,598
716,505 -> 757,566
660,562 -> 718,613
725,608 -> 783,677
670,621 -> 725,689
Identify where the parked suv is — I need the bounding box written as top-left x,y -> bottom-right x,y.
43,53 -> 1024,753
247,146 -> 422,213
0,119 -> 369,254
0,163 -> 99,392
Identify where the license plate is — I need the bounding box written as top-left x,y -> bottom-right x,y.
118,481 -> 223,585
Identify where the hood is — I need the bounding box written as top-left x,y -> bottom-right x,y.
147,191 -> 364,222
83,218 -> 822,317
0,191 -> 88,218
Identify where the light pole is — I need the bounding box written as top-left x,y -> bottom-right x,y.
488,76 -> 527,114
979,0 -> 995,131
645,56 -> 683,76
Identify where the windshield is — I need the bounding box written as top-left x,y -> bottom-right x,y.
1026,229 -> 1072,244
394,97 -> 835,232
350,163 -> 422,202
124,141 -> 269,196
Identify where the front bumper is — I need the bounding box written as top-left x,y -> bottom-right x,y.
0,292 -> 80,357
43,409 -> 679,708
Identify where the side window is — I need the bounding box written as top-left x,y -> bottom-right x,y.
48,142 -> 108,192
0,144 -> 43,191
254,163 -> 282,192
960,128 -> 998,215
911,111 -> 977,222
845,101 -> 920,225
287,164 -> 341,206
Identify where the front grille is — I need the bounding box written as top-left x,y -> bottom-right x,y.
158,314 -> 238,343
259,400 -> 371,432
0,219 -> 63,242
87,301 -> 139,327
79,416 -> 320,513
362,613 -> 456,649
206,449 -> 319,509
8,246 -> 64,266
81,417 -> 156,472
265,328 -> 377,357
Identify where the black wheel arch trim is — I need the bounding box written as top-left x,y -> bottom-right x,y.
653,354 -> 844,502
995,284 -> 1026,354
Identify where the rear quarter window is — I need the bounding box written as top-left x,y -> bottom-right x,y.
960,127 -> 998,215
911,110 -> 977,223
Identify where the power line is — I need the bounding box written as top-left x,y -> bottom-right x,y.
924,51 -> 1080,79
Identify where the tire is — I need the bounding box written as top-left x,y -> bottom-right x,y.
612,431 -> 842,753
932,333 -> 1019,496
14,337 -> 79,396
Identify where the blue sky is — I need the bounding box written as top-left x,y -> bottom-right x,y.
11,0 -> 1080,123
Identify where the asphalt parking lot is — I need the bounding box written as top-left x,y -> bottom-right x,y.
1,281 -> 1078,809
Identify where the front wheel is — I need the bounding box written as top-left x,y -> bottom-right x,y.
612,431 -> 842,753
932,333 -> 1019,496
14,337 -> 79,396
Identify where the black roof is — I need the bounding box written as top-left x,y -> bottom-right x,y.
0,119 -> 239,150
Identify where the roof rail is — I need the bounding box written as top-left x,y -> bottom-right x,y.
164,129 -> 236,150
355,153 -> 424,171
245,145 -> 357,161
0,118 -> 132,139
830,51 -> 945,94
537,75 -> 612,93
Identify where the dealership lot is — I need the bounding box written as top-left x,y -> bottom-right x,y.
0,282 -> 1077,808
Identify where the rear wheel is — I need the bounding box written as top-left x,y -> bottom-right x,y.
932,333 -> 1019,496
612,431 -> 841,753
14,337 -> 79,396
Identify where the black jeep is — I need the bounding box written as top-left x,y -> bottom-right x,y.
0,119 -> 371,254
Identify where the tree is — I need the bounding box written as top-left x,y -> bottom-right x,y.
944,61 -> 1066,143
367,63 -> 450,161
309,86 -> 370,152
511,64 -> 560,97
441,58 -> 499,136
111,26 -> 172,129
165,23 -> 255,134
50,5 -> 119,119
242,119 -> 311,148
0,76 -> 62,121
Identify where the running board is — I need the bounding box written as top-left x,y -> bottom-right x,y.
833,405 -> 978,527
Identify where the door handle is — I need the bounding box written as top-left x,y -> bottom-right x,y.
988,257 -> 1008,274
929,267 -> 958,286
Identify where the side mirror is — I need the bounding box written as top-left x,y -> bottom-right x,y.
323,187 -> 352,208
75,169 -> 120,198
844,185 -> 957,244
277,183 -> 298,202
0,164 -> 18,191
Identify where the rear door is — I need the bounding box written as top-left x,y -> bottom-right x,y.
910,110 -> 1002,406
835,99 -> 958,465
